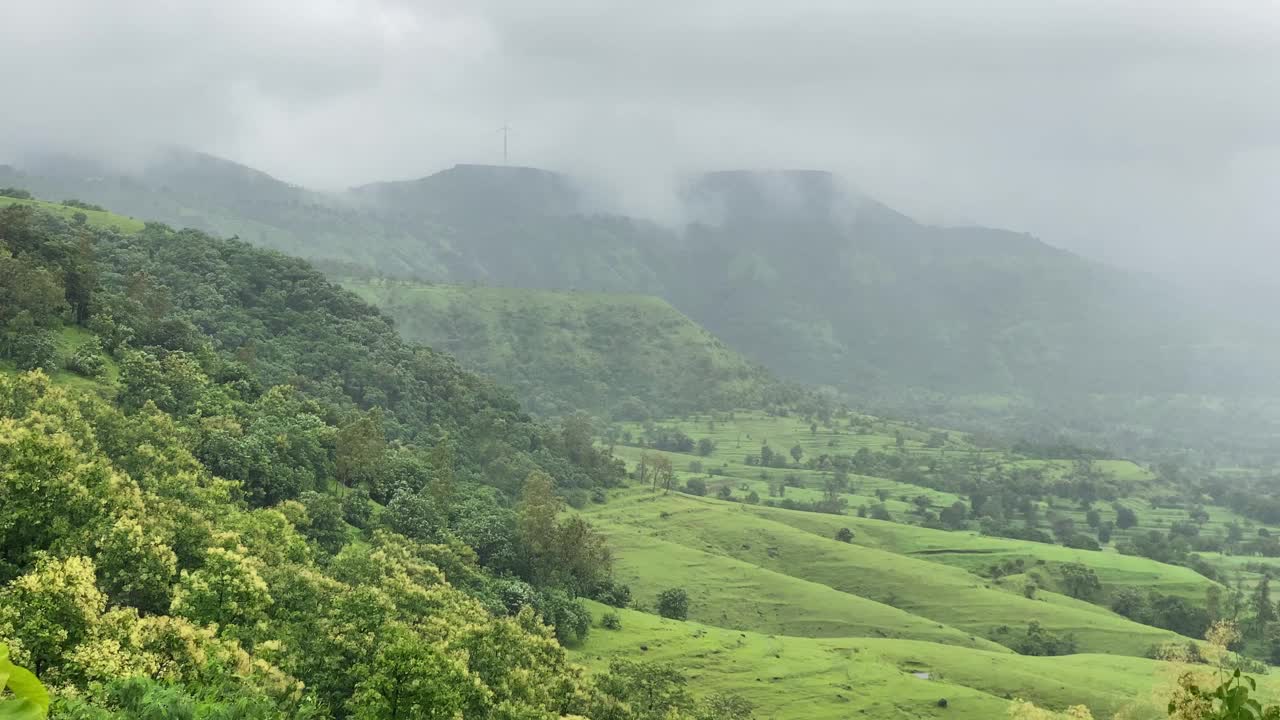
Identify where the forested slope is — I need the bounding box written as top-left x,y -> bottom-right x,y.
343,279 -> 789,419
0,202 -> 750,719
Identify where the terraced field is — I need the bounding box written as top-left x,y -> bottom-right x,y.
575,411 -> 1280,716
571,602 -> 1280,720
585,490 -> 1203,657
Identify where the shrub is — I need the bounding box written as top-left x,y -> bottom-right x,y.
341,487 -> 373,529
590,578 -> 632,608
602,611 -> 622,630
66,338 -> 107,378
656,588 -> 689,620
835,527 -> 854,543
716,485 -> 733,500
684,477 -> 707,496
537,589 -> 592,645
12,331 -> 59,372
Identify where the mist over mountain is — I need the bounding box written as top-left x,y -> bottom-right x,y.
5,147 -> 1277,429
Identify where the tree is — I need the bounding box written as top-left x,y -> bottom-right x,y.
790,444 -> 804,464
348,631 -> 478,720
697,437 -> 716,456
940,501 -> 968,529
759,444 -> 775,467
1252,574 -> 1275,636
93,517 -> 177,615
656,588 -> 689,620
1114,503 -> 1138,530
684,477 -> 707,496
650,454 -> 675,493
516,471 -> 562,584
169,547 -> 273,629
1085,509 -> 1101,528
835,527 -> 854,543
593,659 -> 693,719
1058,563 -> 1101,600
0,555 -> 105,678
335,409 -> 386,488
1097,521 -> 1114,545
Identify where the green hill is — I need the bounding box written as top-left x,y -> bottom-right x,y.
572,601 -> 1280,720
10,152 -> 1280,453
586,490 -> 1195,657
343,279 -> 781,418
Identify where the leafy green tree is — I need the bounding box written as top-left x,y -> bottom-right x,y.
940,501 -> 968,529
93,517 -> 177,615
684,477 -> 707,496
1252,574 -> 1275,636
656,588 -> 689,620
0,555 -> 105,678
835,527 -> 854,543
335,409 -> 386,488
516,471 -> 561,584
1114,503 -> 1138,530
169,547 -> 272,630
348,631 -> 477,720
790,444 -> 804,464
594,659 -> 693,719
298,491 -> 348,554
1058,563 -> 1101,600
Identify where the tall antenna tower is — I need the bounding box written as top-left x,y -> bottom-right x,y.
497,123 -> 511,165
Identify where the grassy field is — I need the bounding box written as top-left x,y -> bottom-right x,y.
0,195 -> 146,233
610,410 -> 1268,585
571,601 -> 1277,720
0,326 -> 118,394
585,490 -> 1200,657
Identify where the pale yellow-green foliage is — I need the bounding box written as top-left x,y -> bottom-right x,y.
94,516 -> 178,611
0,555 -> 105,680
1008,699 -> 1096,720
169,546 -> 273,628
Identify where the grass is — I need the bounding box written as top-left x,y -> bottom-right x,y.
0,326 -> 118,396
572,601 -> 1280,720
0,196 -> 146,233
596,513 -> 1005,651
610,410 -> 1266,588
586,490 -> 1199,657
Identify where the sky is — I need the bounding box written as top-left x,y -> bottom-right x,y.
2,0 -> 1278,283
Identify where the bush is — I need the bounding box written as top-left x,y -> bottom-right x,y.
993,621 -> 1077,656
716,485 -> 733,500
835,527 -> 854,543
11,331 -> 59,372
684,477 -> 707,496
66,338 -> 107,378
590,578 -> 632,608
601,611 -> 622,630
537,590 -> 592,645
342,487 -> 373,529
656,588 -> 689,620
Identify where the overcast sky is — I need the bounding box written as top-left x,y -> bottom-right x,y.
2,0 -> 1278,282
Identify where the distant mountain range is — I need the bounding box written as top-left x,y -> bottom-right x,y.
4,148 -> 1277,425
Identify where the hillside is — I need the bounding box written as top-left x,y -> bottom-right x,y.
4,194 -> 1277,720
8,151 -> 1280,455
343,279 -> 783,418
